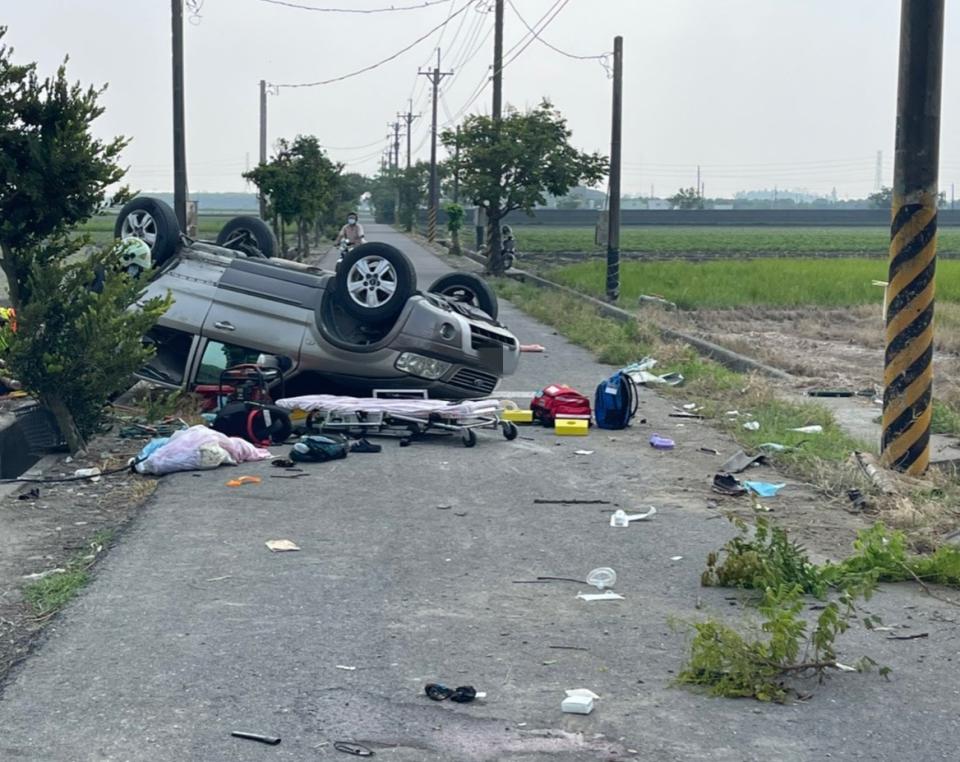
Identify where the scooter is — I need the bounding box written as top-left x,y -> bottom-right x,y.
501,225 -> 518,270
335,238 -> 352,274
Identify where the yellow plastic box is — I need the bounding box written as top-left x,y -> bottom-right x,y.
502,409 -> 534,424
555,418 -> 589,436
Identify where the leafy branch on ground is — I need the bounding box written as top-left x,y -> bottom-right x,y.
24,530 -> 114,619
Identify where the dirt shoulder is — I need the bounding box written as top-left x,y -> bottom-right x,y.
0,431 -> 157,686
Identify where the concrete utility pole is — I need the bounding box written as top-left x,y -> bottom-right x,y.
399,100 -> 421,169
171,0 -> 188,232
487,0 -> 505,267
392,120 -> 402,170
605,35 -> 623,302
881,0 -> 944,475
452,125 -> 461,203
259,79 -> 267,218
419,49 -> 452,241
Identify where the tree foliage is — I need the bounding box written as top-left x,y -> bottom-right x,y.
0,27 -> 167,451
244,135 -> 344,256
442,100 -> 607,273
669,187 -> 704,210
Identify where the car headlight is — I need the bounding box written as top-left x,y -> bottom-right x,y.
395,352 -> 452,380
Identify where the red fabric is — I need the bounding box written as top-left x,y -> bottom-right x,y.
530,384 -> 592,425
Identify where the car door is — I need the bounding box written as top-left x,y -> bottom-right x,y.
200,260 -> 311,361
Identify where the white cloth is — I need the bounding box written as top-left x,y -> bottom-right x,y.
276,394 -> 501,420
135,425 -> 272,475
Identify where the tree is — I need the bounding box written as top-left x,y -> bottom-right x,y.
0,28 -> 169,451
442,100 -> 608,274
669,187 -> 703,210
397,163 -> 429,232
868,186 -> 893,210
445,203 -> 464,255
244,135 -> 343,257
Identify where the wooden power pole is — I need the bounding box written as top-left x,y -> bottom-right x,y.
606,35 -> 623,302
400,100 -> 420,169
881,0 -> 945,474
171,0 -> 188,233
488,0 -> 505,269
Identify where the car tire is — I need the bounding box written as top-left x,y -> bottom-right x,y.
216,216 -> 277,258
428,272 -> 498,320
336,242 -> 415,322
114,197 -> 181,266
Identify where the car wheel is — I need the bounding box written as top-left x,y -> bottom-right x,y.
114,197 -> 181,266
428,272 -> 498,320
336,242 -> 415,322
216,216 -> 277,258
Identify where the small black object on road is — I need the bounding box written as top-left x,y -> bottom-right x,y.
334,740 -> 374,756
231,730 -> 281,745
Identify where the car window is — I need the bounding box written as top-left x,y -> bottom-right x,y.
141,327 -> 193,386
195,340 -> 292,385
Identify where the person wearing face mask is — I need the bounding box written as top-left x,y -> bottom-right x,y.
336,213 -> 366,248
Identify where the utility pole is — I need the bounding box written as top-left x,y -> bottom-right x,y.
399,100 -> 420,169
452,125 -> 461,203
392,120 -> 402,170
881,0 -> 944,475
171,0 -> 188,232
605,35 -> 623,302
259,79 -> 267,218
875,149 -> 884,191
419,49 -> 453,241
487,0 -> 505,267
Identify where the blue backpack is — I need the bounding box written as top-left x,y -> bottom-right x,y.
594,371 -> 639,429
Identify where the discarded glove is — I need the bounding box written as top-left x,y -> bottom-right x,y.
350,438 -> 382,454
424,683 -> 477,703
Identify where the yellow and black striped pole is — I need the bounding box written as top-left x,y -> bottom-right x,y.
881,0 -> 944,475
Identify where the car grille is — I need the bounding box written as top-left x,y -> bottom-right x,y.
470,325 -> 517,351
449,368 -> 498,394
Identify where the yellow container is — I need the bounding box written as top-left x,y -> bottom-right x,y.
502,409 -> 534,424
555,418 -> 589,436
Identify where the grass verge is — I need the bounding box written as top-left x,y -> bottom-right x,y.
495,279 -> 868,486
23,530 -> 114,618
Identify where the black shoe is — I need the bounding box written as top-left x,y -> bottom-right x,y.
350,438 -> 381,454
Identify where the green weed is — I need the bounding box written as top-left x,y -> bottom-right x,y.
23,531 -> 113,617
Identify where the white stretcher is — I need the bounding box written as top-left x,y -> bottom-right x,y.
275,394 -> 519,447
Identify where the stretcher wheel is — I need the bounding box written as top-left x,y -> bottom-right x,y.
501,421 -> 518,441
462,429 -> 477,448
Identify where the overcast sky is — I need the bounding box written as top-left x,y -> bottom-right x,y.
5,0 -> 959,199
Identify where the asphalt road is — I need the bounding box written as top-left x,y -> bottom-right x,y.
0,227 -> 958,761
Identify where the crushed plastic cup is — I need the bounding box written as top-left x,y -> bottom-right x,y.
585,567 -> 616,590
610,509 -> 630,528
649,434 -> 675,450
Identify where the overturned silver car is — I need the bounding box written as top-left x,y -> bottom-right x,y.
114,198 -> 520,399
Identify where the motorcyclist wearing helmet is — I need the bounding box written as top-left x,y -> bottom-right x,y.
336,213 -> 366,248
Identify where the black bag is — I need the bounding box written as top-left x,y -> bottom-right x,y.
290,434 -> 349,463
212,401 -> 292,445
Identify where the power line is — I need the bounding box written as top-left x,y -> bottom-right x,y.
273,0 -> 475,88
506,0 -> 606,61
257,0 -> 452,13
502,0 -> 567,68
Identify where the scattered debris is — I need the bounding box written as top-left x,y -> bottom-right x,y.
270,472 -> 309,479
670,411 -> 704,420
271,458 -> 295,468
231,731 -> 281,745
609,506 -> 657,527
847,489 -> 869,512
350,438 -> 381,454
670,556 -> 684,561
576,591 -> 624,602
17,487 -> 40,501
334,741 -> 374,756
887,633 -> 929,641
807,388 -> 875,398
22,568 -> 66,581
621,358 -> 684,387
574,449 -> 594,456
706,498 -> 720,510
520,344 -> 546,352
758,442 -> 790,453
789,425 -> 823,434
649,434 -> 675,450
73,467 -> 102,483
698,447 -> 720,455
725,410 -> 740,417
534,499 -> 611,505
548,644 -> 589,651
424,683 -> 482,702
720,450 -> 769,473
850,451 -> 900,495
712,473 -> 747,497
335,665 -> 357,671
585,567 -> 617,590
638,293 -> 677,310
265,539 -> 300,552
561,693 -> 595,715
744,481 -> 786,497
742,421 -> 760,431
437,505 -> 452,510
226,475 -> 262,487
